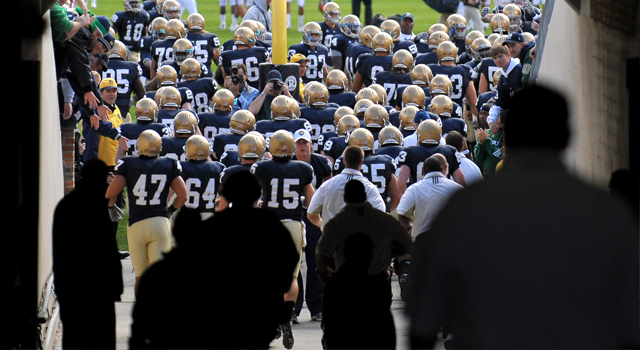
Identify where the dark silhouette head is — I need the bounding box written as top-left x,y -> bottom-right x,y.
77,158 -> 109,191
503,84 -> 570,151
219,170 -> 261,208
172,207 -> 202,248
344,179 -> 366,203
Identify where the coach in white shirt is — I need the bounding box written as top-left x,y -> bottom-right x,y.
397,154 -> 464,238
307,145 -> 385,229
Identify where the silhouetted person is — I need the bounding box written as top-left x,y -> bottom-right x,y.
609,168 -> 639,223
53,159 -> 123,350
406,85 -> 640,349
321,232 -> 397,350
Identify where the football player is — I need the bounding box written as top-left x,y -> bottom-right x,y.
111,0 -> 151,63
160,110 -> 201,161
255,96 -> 313,148
322,114 -> 360,167
152,85 -> 194,128
103,40 -> 146,122
326,69 -> 356,109
288,22 -> 332,84
250,130 -> 316,348
218,27 -> 270,90
118,97 -> 171,158
374,125 -> 406,179
391,63 -> 433,111
176,58 -> 219,114
299,83 -> 337,152
180,134 -> 226,220
414,30 -> 450,66
330,14 -> 360,72
150,18 -> 186,79
429,95 -> 467,140
159,38 -> 211,81
197,88 -> 235,143
317,106 -> 354,153
138,17 -> 167,80
373,49 -> 413,109
144,65 -> 193,110
219,132 -> 266,177
106,129 -> 188,296
428,74 -> 463,119
212,109 -> 256,160
317,2 -> 341,48
380,19 -> 418,58
344,25 -> 379,85
396,119 -> 466,195
185,13 -> 220,78
352,32 -> 394,92
446,14 -> 468,57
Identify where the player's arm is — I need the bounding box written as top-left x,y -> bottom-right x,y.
451,168 -> 467,187
106,174 -> 127,207
478,73 -> 490,94
150,58 -> 157,79
465,81 -> 478,116
169,176 -> 188,209
352,72 -> 364,93
397,165 -> 411,195
388,174 -> 401,212
302,183 -> 315,209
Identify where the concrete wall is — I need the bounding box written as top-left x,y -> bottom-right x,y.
535,0 -> 639,188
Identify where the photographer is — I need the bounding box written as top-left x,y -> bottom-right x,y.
224,63 -> 260,113
249,70 -> 294,121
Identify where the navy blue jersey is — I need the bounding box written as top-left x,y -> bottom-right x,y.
138,35 -> 154,79
288,43 -> 332,84
356,54 -> 393,88
317,130 -> 337,152
440,116 -> 468,138
180,159 -> 226,214
373,71 -> 412,108
177,77 -> 219,114
394,40 -> 419,57
318,21 -> 340,48
476,57 -> 500,92
186,31 -> 221,77
299,107 -> 337,152
322,135 -> 347,162
452,37 -> 466,58
255,119 -> 313,148
160,136 -> 190,161
219,162 -> 252,183
211,132 -> 243,160
198,111 -> 232,142
397,143 -> 461,184
219,46 -> 270,89
333,153 -> 397,212
250,159 -> 314,221
415,51 -> 439,66
114,155 -> 182,225
428,64 -> 474,108
102,59 -> 143,112
111,10 -> 150,51
160,60 -> 209,81
415,41 -> 431,54
292,153 -> 333,189
392,86 -> 431,110
218,150 -> 242,168
425,99 -> 463,119
120,121 -> 171,155
151,38 -> 178,67
375,145 -> 406,177
142,0 -> 155,11
345,43 -> 373,80
155,108 -> 198,132
329,33 -> 357,70
328,91 -> 356,109
494,64 -> 523,110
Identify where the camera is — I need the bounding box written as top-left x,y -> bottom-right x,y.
273,81 -> 283,91
230,64 -> 242,85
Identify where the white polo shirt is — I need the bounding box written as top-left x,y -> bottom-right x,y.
307,168 -> 386,229
397,171 -> 464,237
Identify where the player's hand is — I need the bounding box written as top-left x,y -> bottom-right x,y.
84,91 -> 100,110
108,205 -> 124,222
118,136 -> 130,151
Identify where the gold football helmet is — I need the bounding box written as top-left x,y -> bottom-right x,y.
271,95 -> 294,120
490,13 -> 510,34
430,74 -> 453,96
290,98 -> 301,118
402,85 -> 426,109
135,97 -> 159,122
337,115 -> 360,135
322,2 -> 341,25
211,89 -> 235,113
326,69 -> 348,91
465,30 -> 485,53
502,4 -> 523,32
363,104 -> 389,128
186,13 -> 205,31
162,0 -> 180,19
486,33 -> 502,45
237,133 -> 264,159
392,49 -> 414,71
149,17 -> 168,41
165,19 -> 185,39
378,125 -> 403,146
354,98 -> 375,118
155,0 -> 167,13
371,32 -> 394,53
233,26 -> 255,47
359,25 -> 381,48
229,110 -> 256,134
302,22 -> 323,47
340,14 -> 361,39
446,13 -> 467,40
184,135 -> 211,160
471,37 -> 492,60
124,0 -> 143,12
334,106 -> 355,125
492,68 -> 503,87
155,86 -> 182,108
380,19 -> 400,42
437,41 -> 458,62
356,87 -> 380,105
180,59 -> 201,80
304,82 -> 329,108
411,64 -> 433,85
428,23 -> 448,35
427,31 -> 450,50
173,111 -> 199,135
108,40 -> 129,60
416,119 -> 442,145
368,84 -> 388,106
399,105 -> 420,130
430,95 -> 454,117
239,19 -> 267,41
173,38 -> 194,66
522,32 -> 535,43
156,65 -> 178,87
269,130 -> 295,157
347,128 -> 375,151
137,129 -> 162,156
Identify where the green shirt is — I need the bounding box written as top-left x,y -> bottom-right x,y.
50,3 -> 74,44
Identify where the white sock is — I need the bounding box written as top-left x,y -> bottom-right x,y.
287,14 -> 291,26
299,15 -> 304,25
220,14 -> 226,23
232,14 -> 238,23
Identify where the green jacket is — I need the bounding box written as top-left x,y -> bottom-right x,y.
474,129 -> 503,176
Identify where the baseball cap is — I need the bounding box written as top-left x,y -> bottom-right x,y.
267,69 -> 283,82
99,77 -> 117,90
401,13 -> 414,22
98,33 -> 115,52
95,53 -> 109,71
290,53 -> 310,64
293,129 -> 311,142
502,32 -> 525,45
